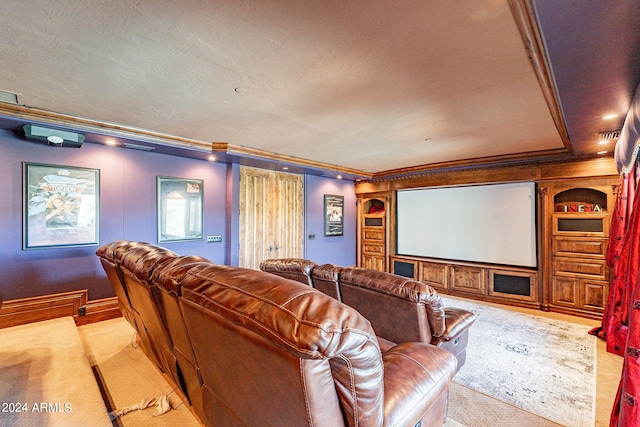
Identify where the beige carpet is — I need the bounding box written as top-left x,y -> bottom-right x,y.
0,317 -> 111,426
77,317 -> 202,427
446,382 -> 561,427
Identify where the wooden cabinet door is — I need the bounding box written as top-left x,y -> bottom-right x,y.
239,167 -> 303,269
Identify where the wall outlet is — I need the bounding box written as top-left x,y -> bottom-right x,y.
207,235 -> 222,243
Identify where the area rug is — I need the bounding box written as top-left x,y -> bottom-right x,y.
442,297 -> 597,427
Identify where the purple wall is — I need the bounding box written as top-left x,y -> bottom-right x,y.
304,175 -> 356,265
0,130 -> 356,302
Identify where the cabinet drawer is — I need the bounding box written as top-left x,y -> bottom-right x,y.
552,236 -> 606,258
363,228 -> 385,241
419,261 -> 448,289
450,265 -> 486,294
362,243 -> 384,255
553,257 -> 607,280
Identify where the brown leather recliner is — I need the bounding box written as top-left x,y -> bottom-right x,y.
309,262 -> 343,301
151,255 -> 211,422
337,266 -> 475,370
117,243 -> 181,386
259,257 -> 317,286
178,263 -> 457,427
95,240 -> 140,329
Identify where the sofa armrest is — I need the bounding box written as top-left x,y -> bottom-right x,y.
439,307 -> 476,341
382,342 -> 457,427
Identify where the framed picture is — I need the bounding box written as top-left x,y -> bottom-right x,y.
324,194 -> 344,236
23,162 -> 100,250
157,176 -> 203,243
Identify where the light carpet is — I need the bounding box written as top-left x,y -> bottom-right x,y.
443,297 -> 597,427
0,317 -> 111,426
78,317 -> 202,427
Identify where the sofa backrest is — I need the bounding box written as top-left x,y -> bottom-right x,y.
311,263 -> 343,301
118,244 -> 180,386
179,263 -> 383,427
259,258 -> 317,287
151,255 -> 211,421
338,266 -> 447,344
95,240 -> 139,328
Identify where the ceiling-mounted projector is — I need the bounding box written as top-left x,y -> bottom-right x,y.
23,124 -> 85,148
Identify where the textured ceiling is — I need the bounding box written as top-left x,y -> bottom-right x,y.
1,1 -> 639,176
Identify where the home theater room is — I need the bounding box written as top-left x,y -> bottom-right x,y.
2,1 -> 640,426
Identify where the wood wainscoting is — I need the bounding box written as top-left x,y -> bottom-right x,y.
0,290 -> 120,329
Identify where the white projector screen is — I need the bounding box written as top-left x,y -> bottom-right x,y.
396,182 -> 537,267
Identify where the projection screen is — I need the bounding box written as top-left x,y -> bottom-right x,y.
396,182 -> 537,268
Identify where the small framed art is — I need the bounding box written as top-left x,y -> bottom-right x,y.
157,176 -> 204,242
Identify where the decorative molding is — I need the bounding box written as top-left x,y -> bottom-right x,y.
0,291 -> 120,329
0,290 -> 87,329
358,155 -> 617,188
508,0 -> 572,152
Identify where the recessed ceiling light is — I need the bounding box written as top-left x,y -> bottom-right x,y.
602,114 -> 618,120
105,139 -> 118,146
208,155 -> 216,161
337,175 -> 343,179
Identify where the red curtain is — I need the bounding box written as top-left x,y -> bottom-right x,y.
605,165 -> 640,426
599,168 -> 637,355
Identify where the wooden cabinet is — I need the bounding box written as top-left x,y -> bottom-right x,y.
541,180 -> 615,318
391,256 -> 539,307
358,197 -> 388,271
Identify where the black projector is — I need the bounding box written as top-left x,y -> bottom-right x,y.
23,124 -> 85,148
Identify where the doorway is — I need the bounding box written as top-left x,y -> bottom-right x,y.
238,166 -> 304,269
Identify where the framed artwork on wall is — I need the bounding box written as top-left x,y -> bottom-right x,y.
324,194 -> 344,237
23,162 -> 100,250
157,176 -> 204,243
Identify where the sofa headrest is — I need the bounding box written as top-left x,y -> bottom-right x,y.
152,255 -> 211,296
119,244 -> 177,283
340,266 -> 441,304
311,263 -> 342,282
259,258 -> 318,286
181,264 -> 378,359
95,240 -> 135,262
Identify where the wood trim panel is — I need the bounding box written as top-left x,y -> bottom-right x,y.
74,297 -> 121,326
0,290 -> 88,329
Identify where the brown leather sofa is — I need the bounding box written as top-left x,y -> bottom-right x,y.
98,242 -> 458,427
259,257 -> 317,286
335,266 -> 475,370
261,259 -> 475,370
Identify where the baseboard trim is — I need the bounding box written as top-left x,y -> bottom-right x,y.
75,297 -> 121,326
0,291 -> 121,329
